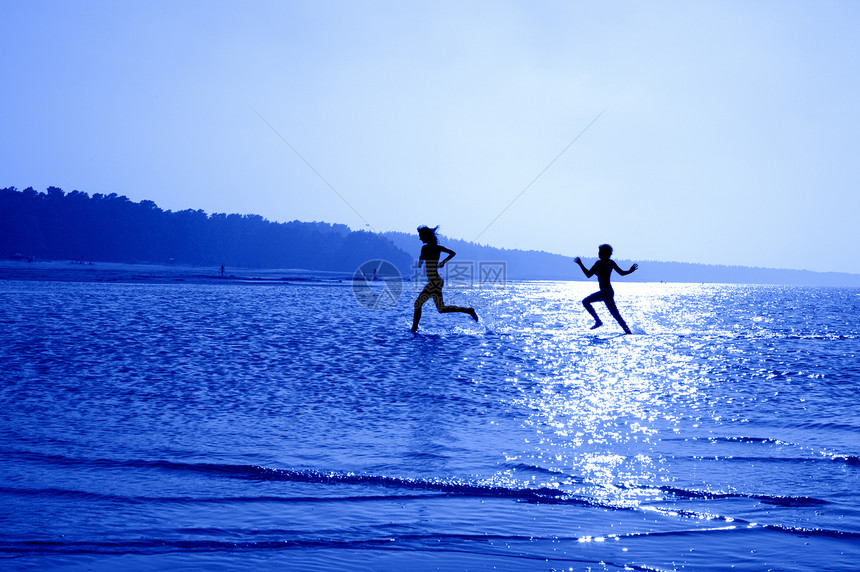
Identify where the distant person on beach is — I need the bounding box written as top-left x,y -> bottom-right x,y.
574,244 -> 638,334
220,264 -> 224,277
411,225 -> 478,333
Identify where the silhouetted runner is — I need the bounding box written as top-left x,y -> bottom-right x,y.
411,226 -> 478,333
574,244 -> 638,334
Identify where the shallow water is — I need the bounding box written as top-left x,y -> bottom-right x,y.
1,279 -> 858,571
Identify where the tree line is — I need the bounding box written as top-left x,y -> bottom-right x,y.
0,187 -> 412,273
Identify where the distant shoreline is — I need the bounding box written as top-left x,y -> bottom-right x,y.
2,259 -> 859,288
0,259 -> 353,285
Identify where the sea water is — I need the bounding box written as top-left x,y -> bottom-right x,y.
0,279 -> 858,571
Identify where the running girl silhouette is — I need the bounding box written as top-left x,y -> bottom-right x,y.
411,226 -> 478,333
574,244 -> 638,334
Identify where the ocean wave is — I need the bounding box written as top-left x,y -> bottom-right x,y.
654,485 -> 829,507
3,525 -> 857,557
657,436 -> 859,466
3,451 -> 858,561
0,486 -> 455,505
501,462 -> 580,479
6,450 -> 846,520
3,451 -> 576,504
680,454 -> 859,466
789,421 -> 860,432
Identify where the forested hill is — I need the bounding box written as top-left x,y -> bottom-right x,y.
0,187 -> 412,273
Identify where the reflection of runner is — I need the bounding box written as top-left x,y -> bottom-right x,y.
574,244 -> 638,334
411,226 -> 478,333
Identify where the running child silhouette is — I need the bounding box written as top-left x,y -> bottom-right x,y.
411,226 -> 478,333
574,244 -> 638,334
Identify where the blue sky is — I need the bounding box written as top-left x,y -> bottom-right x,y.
2,0 -> 859,273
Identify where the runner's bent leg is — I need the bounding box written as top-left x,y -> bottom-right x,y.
582,291 -> 603,326
433,292 -> 479,321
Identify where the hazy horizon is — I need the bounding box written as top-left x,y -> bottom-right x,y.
3,1 -> 858,274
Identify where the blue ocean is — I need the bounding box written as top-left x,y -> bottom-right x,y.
1,277 -> 858,571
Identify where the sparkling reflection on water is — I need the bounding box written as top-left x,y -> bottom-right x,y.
477,281 -> 859,515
